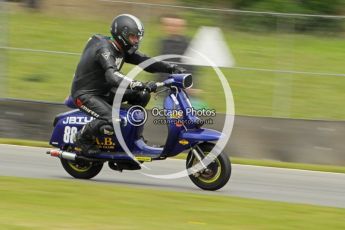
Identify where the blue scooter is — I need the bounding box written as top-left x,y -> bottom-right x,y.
47,74 -> 231,190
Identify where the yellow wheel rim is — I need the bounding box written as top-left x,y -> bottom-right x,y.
190,150 -> 222,184
67,161 -> 92,173
197,158 -> 222,184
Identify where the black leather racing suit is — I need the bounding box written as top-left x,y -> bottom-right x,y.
71,34 -> 173,138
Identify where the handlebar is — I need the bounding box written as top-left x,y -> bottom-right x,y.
155,82 -> 165,88
154,73 -> 192,91
155,77 -> 175,89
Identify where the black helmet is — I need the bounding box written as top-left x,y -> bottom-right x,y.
110,14 -> 144,54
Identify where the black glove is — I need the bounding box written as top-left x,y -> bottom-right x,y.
129,81 -> 145,91
145,81 -> 157,93
170,64 -> 186,74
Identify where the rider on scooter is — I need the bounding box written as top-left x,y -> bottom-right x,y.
71,14 -> 186,155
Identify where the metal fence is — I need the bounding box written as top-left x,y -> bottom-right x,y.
0,0 -> 7,98
1,0 -> 345,119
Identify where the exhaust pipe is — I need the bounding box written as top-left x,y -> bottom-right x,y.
47,149 -> 76,161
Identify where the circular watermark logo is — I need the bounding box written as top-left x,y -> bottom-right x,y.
112,50 -> 235,179
126,105 -> 147,126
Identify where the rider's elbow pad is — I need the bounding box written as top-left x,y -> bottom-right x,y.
105,68 -> 132,87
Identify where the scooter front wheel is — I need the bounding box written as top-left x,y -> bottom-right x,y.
186,142 -> 231,191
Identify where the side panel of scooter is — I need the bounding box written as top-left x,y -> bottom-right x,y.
49,109 -> 138,152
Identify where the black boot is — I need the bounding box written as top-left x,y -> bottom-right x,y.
99,124 -> 114,136
136,124 -> 148,143
74,126 -> 100,156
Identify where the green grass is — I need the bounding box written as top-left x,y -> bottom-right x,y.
231,157 -> 345,174
1,138 -> 344,174
4,9 -> 345,119
174,153 -> 345,174
0,176 -> 344,230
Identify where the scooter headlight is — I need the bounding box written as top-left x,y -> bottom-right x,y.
169,74 -> 193,89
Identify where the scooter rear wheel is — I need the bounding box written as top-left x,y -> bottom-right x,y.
61,158 -> 103,179
186,142 -> 231,191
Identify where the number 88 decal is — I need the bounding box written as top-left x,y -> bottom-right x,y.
63,126 -> 78,143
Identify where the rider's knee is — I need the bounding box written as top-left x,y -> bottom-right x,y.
138,90 -> 151,107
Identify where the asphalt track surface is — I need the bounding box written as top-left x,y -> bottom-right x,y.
1,144 -> 344,208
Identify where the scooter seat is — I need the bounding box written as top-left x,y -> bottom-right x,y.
64,96 -> 77,109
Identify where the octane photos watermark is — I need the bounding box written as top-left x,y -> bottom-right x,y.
151,107 -> 216,126
126,105 -> 217,127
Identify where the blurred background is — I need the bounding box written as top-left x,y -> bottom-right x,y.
0,0 -> 345,165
